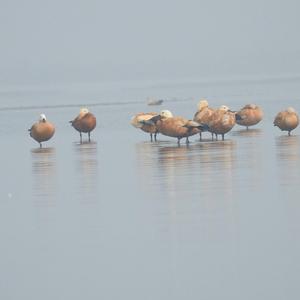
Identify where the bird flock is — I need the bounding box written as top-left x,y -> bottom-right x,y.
131,100 -> 300,145
28,101 -> 299,147
29,108 -> 96,147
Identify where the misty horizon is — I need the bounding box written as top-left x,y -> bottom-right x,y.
1,0 -> 300,85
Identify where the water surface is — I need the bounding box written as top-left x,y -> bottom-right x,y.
0,77 -> 300,300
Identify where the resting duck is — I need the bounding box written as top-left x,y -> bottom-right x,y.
70,108 -> 96,143
274,107 -> 299,136
206,105 -> 236,140
235,104 -> 263,130
130,112 -> 159,141
147,110 -> 206,145
193,99 -> 215,140
29,114 -> 55,148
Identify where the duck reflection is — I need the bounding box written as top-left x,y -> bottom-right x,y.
135,140 -> 237,203
31,147 -> 57,206
135,140 -> 239,251
195,140 -> 237,201
73,141 -> 98,203
275,135 -> 300,186
275,135 -> 300,162
231,128 -> 262,138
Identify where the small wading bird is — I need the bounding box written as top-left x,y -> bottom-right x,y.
144,110 -> 207,145
235,104 -> 263,130
206,105 -> 236,141
274,107 -> 299,136
130,112 -> 159,141
193,99 -> 215,141
70,108 -> 96,143
28,114 -> 55,148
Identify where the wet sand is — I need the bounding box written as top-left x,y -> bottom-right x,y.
0,78 -> 300,299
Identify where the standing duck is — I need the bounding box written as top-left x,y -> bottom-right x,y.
147,110 -> 206,145
274,107 -> 299,136
130,112 -> 159,141
29,114 -> 55,148
70,108 -> 96,143
206,105 -> 236,140
235,104 -> 263,130
193,99 -> 215,140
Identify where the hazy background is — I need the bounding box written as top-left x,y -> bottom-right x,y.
1,2 -> 300,300
1,0 -> 300,85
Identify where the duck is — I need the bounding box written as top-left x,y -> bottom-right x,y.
235,104 -> 263,130
193,99 -> 215,140
130,112 -> 159,141
274,107 -> 299,136
206,105 -> 236,140
146,110 -> 207,145
29,114 -> 55,148
70,108 -> 96,143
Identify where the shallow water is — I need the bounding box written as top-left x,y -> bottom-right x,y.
0,77 -> 300,300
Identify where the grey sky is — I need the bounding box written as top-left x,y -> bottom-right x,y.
1,0 -> 300,83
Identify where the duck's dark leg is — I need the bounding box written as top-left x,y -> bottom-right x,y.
222,134 -> 225,141
177,137 -> 181,146
88,132 -> 91,142
215,134 -> 218,140
186,137 -> 190,144
39,142 -> 42,148
80,132 -> 82,143
199,132 -> 202,141
154,133 -> 157,141
150,133 -> 153,142
288,131 -> 291,136
211,133 -> 214,141
246,126 -> 249,130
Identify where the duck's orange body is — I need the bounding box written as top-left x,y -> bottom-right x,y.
274,107 -> 299,135
131,112 -> 158,141
207,106 -> 236,140
236,104 -> 263,129
29,114 -> 55,147
193,99 -> 215,140
70,108 -> 96,142
150,110 -> 203,144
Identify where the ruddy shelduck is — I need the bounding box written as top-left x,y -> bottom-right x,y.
29,114 -> 55,148
235,104 -> 263,130
274,107 -> 299,136
206,105 -> 236,140
193,99 -> 215,140
70,108 -> 96,143
146,110 -> 206,145
130,112 -> 159,141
